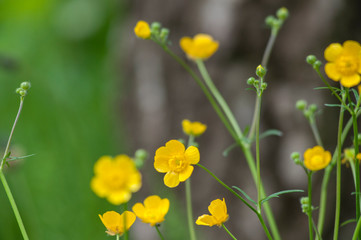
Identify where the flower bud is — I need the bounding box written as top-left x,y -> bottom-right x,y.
18,89 -> 27,97
296,100 -> 307,110
247,77 -> 255,85
134,149 -> 148,169
304,110 -> 311,118
300,197 -> 309,205
313,60 -> 322,70
358,133 -> 361,142
151,22 -> 161,35
309,104 -> 317,113
276,7 -> 289,21
256,65 -> 266,78
160,28 -> 170,42
261,82 -> 267,90
20,82 -> 31,90
15,88 -> 23,94
306,55 -> 317,65
291,152 -> 301,165
265,16 -> 276,27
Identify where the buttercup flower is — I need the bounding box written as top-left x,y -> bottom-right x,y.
324,40 -> 361,87
303,146 -> 332,171
180,34 -> 219,60
132,195 -> 170,226
196,198 -> 229,227
99,211 -> 136,236
182,119 -> 207,137
91,155 -> 142,205
154,140 -> 200,188
134,20 -> 151,39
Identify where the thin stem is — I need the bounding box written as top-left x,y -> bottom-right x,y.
316,110 -> 359,239
155,225 -> 165,240
1,97 -> 24,169
256,94 -> 262,210
0,171 -> 29,240
185,179 -> 197,240
222,224 -> 238,240
116,234 -> 120,240
123,202 -> 128,240
309,116 -> 323,147
352,112 -> 360,239
353,217 -> 361,240
333,92 -> 345,240
307,172 -> 314,240
196,60 -> 243,138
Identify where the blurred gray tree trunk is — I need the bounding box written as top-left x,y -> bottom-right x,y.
121,0 -> 361,239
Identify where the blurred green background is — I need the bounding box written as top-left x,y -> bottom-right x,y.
0,0 -> 130,239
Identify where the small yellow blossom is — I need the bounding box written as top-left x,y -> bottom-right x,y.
154,139 -> 200,188
134,20 -> 151,39
303,146 -> 331,171
91,155 -> 142,205
196,198 -> 229,227
132,195 -> 170,226
182,119 -> 207,137
342,148 -> 361,166
99,211 -> 136,236
324,40 -> 361,87
180,34 -> 219,60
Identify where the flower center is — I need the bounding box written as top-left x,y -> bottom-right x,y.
311,155 -> 323,166
336,56 -> 359,76
169,155 -> 187,172
106,173 -> 126,190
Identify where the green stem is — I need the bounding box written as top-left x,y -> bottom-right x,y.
256,94 -> 262,210
155,225 -> 165,240
0,171 -> 29,240
196,60 -> 243,138
116,234 -> 120,240
309,116 -> 323,147
333,92 -> 345,240
185,179 -> 197,240
316,110 -> 359,239
352,112 -> 360,238
222,224 -> 238,240
353,217 -> 361,240
307,172 -> 314,240
123,202 -> 128,240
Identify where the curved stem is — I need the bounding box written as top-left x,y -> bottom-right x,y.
353,217 -> 361,240
185,179 -> 197,240
308,172 -> 314,240
309,116 -> 323,147
155,225 -> 165,240
333,92 -> 345,240
222,224 -> 238,240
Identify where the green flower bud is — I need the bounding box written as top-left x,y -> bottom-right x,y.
18,89 -> 27,97
256,65 -> 266,78
20,82 -> 31,90
15,88 -> 23,94
160,28 -> 170,43
265,16 -> 276,27
296,100 -> 307,110
276,7 -> 289,21
291,152 -> 301,165
247,77 -> 255,85
306,55 -> 317,65
300,197 -> 309,205
309,104 -> 317,113
313,60 -> 322,70
133,149 -> 148,169
358,133 -> 361,142
261,82 -> 267,90
304,110 -> 311,118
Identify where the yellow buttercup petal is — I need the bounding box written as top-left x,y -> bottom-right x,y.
134,20 -> 151,39
343,40 -> 361,56
179,34 -> 219,60
208,198 -> 228,224
304,146 -> 331,171
324,43 -> 343,62
180,37 -> 193,54
99,211 -> 136,236
132,195 -> 170,226
144,195 -> 162,209
178,165 -> 194,182
325,63 -> 341,81
165,140 -> 185,155
164,171 -> 180,188
196,214 -> 217,226
185,146 -> 200,164
132,203 -> 146,218
340,74 -> 361,88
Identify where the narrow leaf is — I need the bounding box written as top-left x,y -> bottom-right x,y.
222,143 -> 238,157
259,129 -> 283,139
232,186 -> 257,206
324,104 -> 342,108
261,189 -> 304,205
7,154 -> 36,162
341,219 -> 356,227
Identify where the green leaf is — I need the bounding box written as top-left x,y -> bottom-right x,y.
7,154 -> 36,162
232,186 -> 257,206
351,192 -> 361,195
351,88 -> 359,100
222,143 -> 238,157
259,129 -> 282,139
314,86 -> 341,92
324,104 -> 342,108
341,219 -> 356,227
243,125 -> 250,136
261,189 -> 304,205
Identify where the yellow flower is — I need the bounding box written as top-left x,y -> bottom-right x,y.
132,195 -> 170,226
303,146 -> 331,171
196,198 -> 229,227
91,155 -> 142,205
154,140 -> 200,188
179,34 -> 219,60
99,211 -> 136,236
134,20 -> 151,39
324,40 -> 361,87
182,119 -> 207,137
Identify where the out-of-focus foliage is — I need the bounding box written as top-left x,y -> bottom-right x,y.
0,0 -> 128,239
